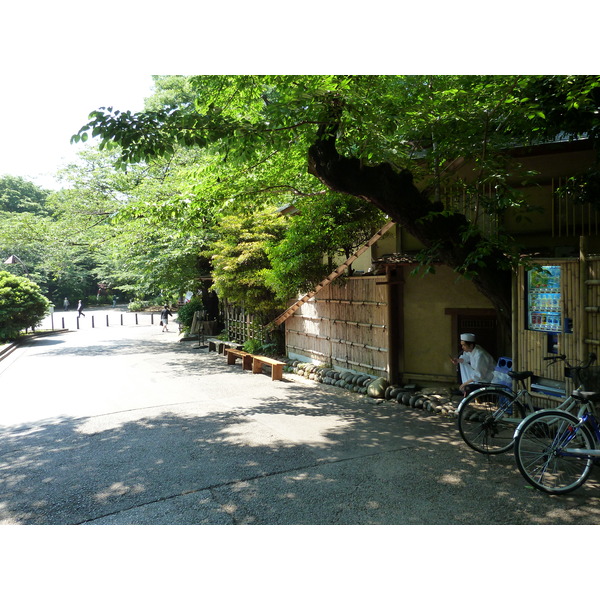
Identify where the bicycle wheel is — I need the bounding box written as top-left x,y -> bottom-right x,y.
513,410 -> 595,495
457,388 -> 525,454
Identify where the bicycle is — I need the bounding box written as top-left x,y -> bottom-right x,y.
456,353 -> 597,455
513,386 -> 600,495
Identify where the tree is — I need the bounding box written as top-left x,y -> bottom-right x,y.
265,192 -> 386,301
54,145 -> 216,302
72,75 -> 600,332
0,172 -> 107,303
207,209 -> 287,319
0,270 -> 50,341
0,175 -> 50,214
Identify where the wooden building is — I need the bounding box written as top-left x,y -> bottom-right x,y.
274,139 -> 600,399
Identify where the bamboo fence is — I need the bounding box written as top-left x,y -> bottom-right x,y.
584,256 -> 600,354
285,276 -> 388,376
517,255 -> 600,405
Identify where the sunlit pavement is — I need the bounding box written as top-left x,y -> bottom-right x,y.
2,313 -> 600,525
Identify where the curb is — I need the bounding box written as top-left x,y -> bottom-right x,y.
0,329 -> 70,362
0,341 -> 19,361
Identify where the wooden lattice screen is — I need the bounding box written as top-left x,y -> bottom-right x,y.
552,178 -> 600,237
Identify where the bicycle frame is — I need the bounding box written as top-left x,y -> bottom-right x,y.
457,353 -> 597,457
514,395 -> 600,454
459,383 -> 577,425
457,385 -> 516,417
556,406 -> 600,458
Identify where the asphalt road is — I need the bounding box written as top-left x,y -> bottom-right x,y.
2,307 -> 600,526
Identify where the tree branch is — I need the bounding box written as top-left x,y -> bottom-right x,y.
307,111 -> 513,327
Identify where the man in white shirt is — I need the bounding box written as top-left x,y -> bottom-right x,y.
450,333 -> 495,396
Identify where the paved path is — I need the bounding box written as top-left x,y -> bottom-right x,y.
2,313 -> 600,525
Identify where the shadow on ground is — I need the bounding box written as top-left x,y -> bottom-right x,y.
4,333 -> 600,525
2,375 -> 600,525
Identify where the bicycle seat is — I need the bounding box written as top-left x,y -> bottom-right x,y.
572,389 -> 600,403
508,370 -> 534,381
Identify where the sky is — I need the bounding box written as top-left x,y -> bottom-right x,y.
1,73 -> 156,189
1,2 -> 595,193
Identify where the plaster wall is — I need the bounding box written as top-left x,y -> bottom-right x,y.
402,265 -> 494,382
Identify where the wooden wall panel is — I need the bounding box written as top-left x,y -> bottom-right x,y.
285,277 -> 388,376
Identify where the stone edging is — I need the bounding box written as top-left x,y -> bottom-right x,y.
0,330 -> 69,362
284,359 -> 462,417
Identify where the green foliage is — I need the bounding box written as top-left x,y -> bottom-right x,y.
63,75 -> 600,314
242,338 -> 263,354
0,169 -> 109,303
519,75 -> 600,140
55,145 -> 214,302
557,168 -> 600,207
0,271 -> 50,341
242,337 -> 279,356
176,296 -> 204,328
207,208 -> 287,318
0,175 -> 50,215
6,74 -> 597,329
266,192 -> 386,300
127,299 -> 153,312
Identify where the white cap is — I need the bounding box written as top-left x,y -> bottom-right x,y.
460,333 -> 476,342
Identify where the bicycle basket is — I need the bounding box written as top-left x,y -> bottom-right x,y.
574,366 -> 600,392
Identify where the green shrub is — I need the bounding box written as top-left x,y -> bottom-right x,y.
243,338 -> 263,354
177,297 -> 204,328
86,295 -> 101,306
258,341 -> 278,356
128,299 -> 148,312
0,271 -> 50,341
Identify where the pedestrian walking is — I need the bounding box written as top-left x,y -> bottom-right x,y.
63,297 -> 70,311
77,300 -> 85,318
160,304 -> 173,332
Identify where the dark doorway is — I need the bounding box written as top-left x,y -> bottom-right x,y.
457,314 -> 499,356
446,308 -> 502,382
445,308 -> 500,381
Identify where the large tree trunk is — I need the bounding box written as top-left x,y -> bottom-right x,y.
307,121 -> 512,335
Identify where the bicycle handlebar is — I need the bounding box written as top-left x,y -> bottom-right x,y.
543,352 -> 597,369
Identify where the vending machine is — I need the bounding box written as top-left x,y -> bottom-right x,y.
527,266 -> 563,333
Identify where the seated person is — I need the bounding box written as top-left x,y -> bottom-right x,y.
450,333 -> 495,396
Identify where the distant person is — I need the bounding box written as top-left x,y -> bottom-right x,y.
112,295 -> 118,308
63,297 -> 70,311
450,333 -> 495,396
77,299 -> 85,318
160,304 -> 173,332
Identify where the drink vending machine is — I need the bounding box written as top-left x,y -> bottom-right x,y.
527,266 -> 563,333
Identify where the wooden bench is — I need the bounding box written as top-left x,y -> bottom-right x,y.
251,355 -> 286,381
206,338 -> 222,353
225,348 -> 253,370
207,338 -> 243,355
